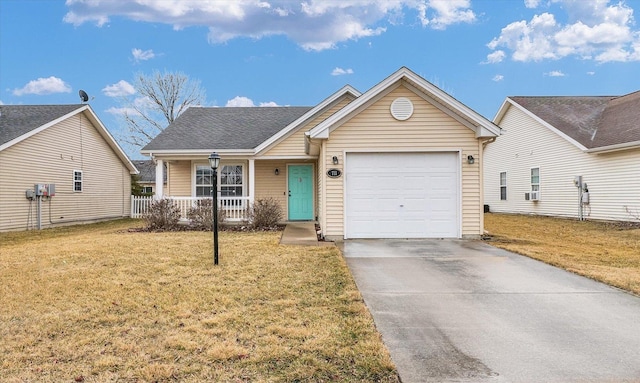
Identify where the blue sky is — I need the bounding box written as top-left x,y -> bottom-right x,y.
2,0 -> 640,159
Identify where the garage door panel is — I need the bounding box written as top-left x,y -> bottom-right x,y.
346,152 -> 459,239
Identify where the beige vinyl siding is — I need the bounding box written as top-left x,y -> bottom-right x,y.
263,96 -> 355,157
0,113 -> 131,231
166,160 -> 191,196
484,104 -> 640,221
322,85 -> 481,238
255,160 -> 287,211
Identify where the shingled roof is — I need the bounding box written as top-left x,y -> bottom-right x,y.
0,104 -> 138,174
142,106 -> 313,151
0,104 -> 84,147
509,91 -> 640,150
132,160 -> 165,183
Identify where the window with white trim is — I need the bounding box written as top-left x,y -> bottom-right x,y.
530,168 -> 540,192
500,172 -> 507,200
195,165 -> 213,197
73,170 -> 83,192
220,165 -> 243,198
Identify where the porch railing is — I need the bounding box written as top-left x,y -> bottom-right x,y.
131,196 -> 250,222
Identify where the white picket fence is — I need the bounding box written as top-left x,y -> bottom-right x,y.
131,196 -> 250,222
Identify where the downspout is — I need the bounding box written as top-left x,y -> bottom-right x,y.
481,136 -> 497,148
304,133 -> 321,154
479,136 -> 498,237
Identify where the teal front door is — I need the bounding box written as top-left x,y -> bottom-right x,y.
288,165 -> 314,220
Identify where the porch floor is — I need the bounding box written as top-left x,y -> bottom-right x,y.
280,222 -> 332,247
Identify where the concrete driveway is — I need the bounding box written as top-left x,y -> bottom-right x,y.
341,239 -> 640,383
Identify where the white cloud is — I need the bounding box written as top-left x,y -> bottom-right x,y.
226,96 -> 255,107
524,0 -> 541,8
485,50 -> 506,64
225,97 -> 279,107
331,67 -> 354,76
102,80 -> 136,97
587,71 -> 596,75
64,0 -> 477,52
545,70 -> 565,77
13,76 -> 72,96
132,48 -> 156,62
106,106 -> 139,116
487,0 -> 640,63
419,0 -> 476,30
492,75 -> 504,82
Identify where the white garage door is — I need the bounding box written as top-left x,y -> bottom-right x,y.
345,152 -> 459,238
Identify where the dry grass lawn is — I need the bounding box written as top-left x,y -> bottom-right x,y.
0,220 -> 398,382
484,213 -> 640,295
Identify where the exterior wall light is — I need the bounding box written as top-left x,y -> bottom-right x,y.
275,168 -> 279,175
332,156 -> 339,165
467,155 -> 475,165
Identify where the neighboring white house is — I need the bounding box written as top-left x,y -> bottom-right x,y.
0,104 -> 138,231
484,91 -> 640,222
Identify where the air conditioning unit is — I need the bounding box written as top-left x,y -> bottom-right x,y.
530,191 -> 540,201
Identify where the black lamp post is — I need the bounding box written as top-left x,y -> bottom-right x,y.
208,152 -> 220,265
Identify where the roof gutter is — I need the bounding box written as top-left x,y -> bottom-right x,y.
140,149 -> 256,157
585,140 -> 640,154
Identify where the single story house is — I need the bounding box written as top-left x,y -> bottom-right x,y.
132,159 -> 166,195
484,91 -> 640,222
0,104 -> 138,231
142,67 -> 501,239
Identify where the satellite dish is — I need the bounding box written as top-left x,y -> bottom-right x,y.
79,90 -> 89,103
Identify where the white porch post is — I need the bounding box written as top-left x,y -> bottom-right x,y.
248,159 -> 255,207
155,159 -> 164,199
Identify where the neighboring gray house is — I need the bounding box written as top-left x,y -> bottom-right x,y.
132,160 -> 165,195
484,91 -> 640,222
0,104 -> 138,231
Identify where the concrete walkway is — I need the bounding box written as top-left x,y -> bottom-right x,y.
279,222 -> 325,246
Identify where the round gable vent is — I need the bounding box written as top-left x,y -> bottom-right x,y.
390,97 -> 414,121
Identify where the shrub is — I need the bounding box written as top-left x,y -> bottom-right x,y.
247,198 -> 283,230
187,199 -> 226,230
143,198 -> 181,231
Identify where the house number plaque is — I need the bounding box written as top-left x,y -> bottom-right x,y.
327,169 -> 342,178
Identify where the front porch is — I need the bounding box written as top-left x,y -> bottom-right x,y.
145,157 -> 317,223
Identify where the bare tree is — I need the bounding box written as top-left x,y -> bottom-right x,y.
121,70 -> 205,148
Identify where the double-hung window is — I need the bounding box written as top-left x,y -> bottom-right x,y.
195,165 -> 213,197
73,170 -> 83,192
195,164 -> 244,201
220,165 -> 243,204
499,172 -> 507,200
530,167 -> 540,192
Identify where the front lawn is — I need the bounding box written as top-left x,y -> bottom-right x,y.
484,213 -> 640,295
0,220 -> 398,382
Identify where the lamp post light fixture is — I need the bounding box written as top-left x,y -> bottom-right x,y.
208,152 -> 221,265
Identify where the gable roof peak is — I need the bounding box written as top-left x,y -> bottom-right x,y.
504,91 -> 640,151
308,66 -> 500,139
0,104 -> 137,173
